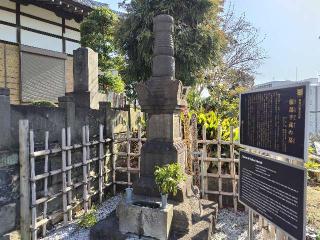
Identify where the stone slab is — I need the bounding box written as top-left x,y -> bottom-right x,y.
170,198 -> 218,240
117,200 -> 173,240
90,211 -> 125,240
0,203 -> 16,236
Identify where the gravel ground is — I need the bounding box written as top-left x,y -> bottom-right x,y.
212,209 -> 319,240
212,209 -> 262,240
42,198 -> 319,240
41,195 -> 122,240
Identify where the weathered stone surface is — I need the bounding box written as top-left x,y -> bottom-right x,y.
117,200 -> 173,240
73,48 -> 98,93
0,203 -> 17,236
0,152 -> 18,168
135,14 -> 187,114
134,13 -> 188,203
90,211 -> 125,240
72,48 -> 107,109
170,198 -> 218,240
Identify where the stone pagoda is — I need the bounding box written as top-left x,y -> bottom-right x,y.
117,14 -> 218,239
133,14 -> 189,200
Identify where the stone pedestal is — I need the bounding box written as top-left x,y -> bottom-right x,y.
117,200 -> 173,240
170,198 -> 218,239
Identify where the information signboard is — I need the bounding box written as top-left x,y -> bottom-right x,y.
240,82 -> 309,161
239,151 -> 306,240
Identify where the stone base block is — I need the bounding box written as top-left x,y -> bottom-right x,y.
0,203 -> 17,236
170,198 -> 218,240
117,200 -> 173,240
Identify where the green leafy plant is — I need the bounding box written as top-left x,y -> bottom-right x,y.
81,7 -> 125,93
78,208 -> 97,228
99,71 -> 125,94
154,163 -> 186,196
316,232 -> 320,240
191,110 -> 239,141
305,160 -> 320,171
31,101 -> 57,107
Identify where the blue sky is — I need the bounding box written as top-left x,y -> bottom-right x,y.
98,0 -> 320,84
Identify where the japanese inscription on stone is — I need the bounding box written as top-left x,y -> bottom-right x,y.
240,83 -> 308,160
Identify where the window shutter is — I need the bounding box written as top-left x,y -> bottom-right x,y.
21,51 -> 65,102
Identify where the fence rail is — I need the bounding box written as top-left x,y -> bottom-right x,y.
192,122 -> 239,212
20,115 -> 240,239
19,121 -> 119,240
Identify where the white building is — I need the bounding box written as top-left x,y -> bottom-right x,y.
0,0 -> 104,104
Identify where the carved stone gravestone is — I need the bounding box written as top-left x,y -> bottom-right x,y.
115,14 -> 218,240
134,14 -> 189,201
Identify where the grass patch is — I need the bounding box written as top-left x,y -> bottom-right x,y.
78,208 -> 98,228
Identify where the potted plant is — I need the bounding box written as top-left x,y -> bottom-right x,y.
154,163 -> 186,208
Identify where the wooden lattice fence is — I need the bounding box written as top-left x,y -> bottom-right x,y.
189,115 -> 240,212
112,123 -> 146,190
19,120 -> 114,239
19,114 -> 240,240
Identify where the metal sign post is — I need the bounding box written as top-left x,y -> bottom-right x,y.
248,209 -> 253,240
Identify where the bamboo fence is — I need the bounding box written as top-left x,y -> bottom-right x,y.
19,116 -> 239,239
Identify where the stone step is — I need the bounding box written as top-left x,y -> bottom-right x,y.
170,198 -> 218,240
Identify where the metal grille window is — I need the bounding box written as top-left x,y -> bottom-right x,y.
21,46 -> 66,102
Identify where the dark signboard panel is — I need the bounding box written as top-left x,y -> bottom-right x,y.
239,151 -> 306,240
240,83 -> 309,160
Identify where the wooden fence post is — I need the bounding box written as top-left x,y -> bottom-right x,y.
66,127 -> 72,221
20,120 -> 31,240
82,126 -> 88,212
217,125 -> 222,208
85,126 -> 91,208
61,128 -> 68,224
126,125 -> 131,186
111,122 -> 116,195
42,131 -> 49,236
30,130 -> 37,240
137,119 -> 142,178
191,114 -> 200,188
230,126 -> 237,212
99,124 -> 104,203
201,125 -> 207,199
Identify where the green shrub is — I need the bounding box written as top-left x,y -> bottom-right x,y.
99,71 -> 125,94
305,160 -> 320,171
190,110 -> 239,141
31,101 -> 57,107
317,232 -> 320,240
78,209 -> 97,228
154,163 -> 186,196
